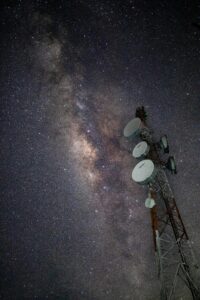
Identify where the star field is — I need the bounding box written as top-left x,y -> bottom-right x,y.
1,1 -> 200,299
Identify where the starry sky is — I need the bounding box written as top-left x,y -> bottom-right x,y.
1,1 -> 200,299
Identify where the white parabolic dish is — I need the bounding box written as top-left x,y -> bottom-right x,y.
132,141 -> 149,158
132,159 -> 155,185
145,198 -> 156,208
123,117 -> 141,138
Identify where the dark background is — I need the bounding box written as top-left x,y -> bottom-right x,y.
1,1 -> 200,299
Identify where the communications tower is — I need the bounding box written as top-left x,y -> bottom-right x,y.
123,106 -> 200,300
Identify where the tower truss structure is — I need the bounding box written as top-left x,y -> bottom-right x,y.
124,107 -> 200,300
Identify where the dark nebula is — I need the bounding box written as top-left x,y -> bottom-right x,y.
1,1 -> 200,299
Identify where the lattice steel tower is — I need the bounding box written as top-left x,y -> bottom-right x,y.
123,106 -> 200,300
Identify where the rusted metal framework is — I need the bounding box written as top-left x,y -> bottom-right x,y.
129,107 -> 200,299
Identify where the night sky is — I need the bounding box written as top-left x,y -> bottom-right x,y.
1,1 -> 200,299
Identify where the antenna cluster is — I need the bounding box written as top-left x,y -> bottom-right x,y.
123,106 -> 200,300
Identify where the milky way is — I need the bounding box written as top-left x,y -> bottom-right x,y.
1,1 -> 200,299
